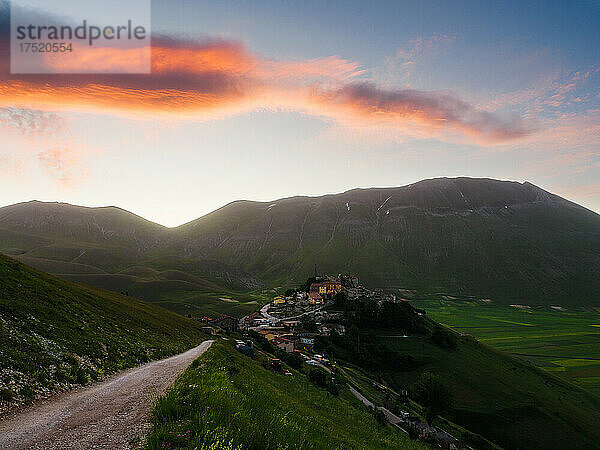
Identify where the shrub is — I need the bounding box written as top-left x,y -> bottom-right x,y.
0,387 -> 14,402
326,381 -> 341,396
431,327 -> 457,350
34,368 -> 49,385
372,407 -> 387,426
55,366 -> 69,383
20,385 -> 36,402
70,365 -> 90,384
308,368 -> 327,388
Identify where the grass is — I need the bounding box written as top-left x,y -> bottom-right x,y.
146,340 -> 425,449
145,289 -> 271,319
338,365 -> 501,450
374,331 -> 600,449
0,254 -> 207,413
315,302 -> 600,449
409,296 -> 600,395
8,252 -> 270,319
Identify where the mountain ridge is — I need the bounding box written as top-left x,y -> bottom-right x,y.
2,177 -> 596,228
1,177 -> 599,308
180,177 -> 584,222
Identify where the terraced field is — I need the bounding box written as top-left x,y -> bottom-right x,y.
410,297 -> 600,395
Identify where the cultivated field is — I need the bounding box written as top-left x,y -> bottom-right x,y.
410,297 -> 600,395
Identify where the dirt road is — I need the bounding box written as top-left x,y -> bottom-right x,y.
0,340 -> 213,450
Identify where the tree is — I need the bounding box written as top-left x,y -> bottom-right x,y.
431,326 -> 457,350
348,325 -> 361,351
413,372 -> 452,423
334,291 -> 347,310
301,276 -> 318,292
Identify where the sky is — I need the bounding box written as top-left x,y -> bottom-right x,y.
0,0 -> 599,226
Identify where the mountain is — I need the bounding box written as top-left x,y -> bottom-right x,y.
165,177 -> 600,306
0,200 -> 166,272
0,200 -> 167,250
1,177 -> 599,308
0,253 -> 205,414
0,201 -> 264,317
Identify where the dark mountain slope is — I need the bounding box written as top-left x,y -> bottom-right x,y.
0,200 -> 167,253
166,178 -> 600,305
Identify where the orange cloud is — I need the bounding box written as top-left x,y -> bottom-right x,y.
0,36 -> 529,143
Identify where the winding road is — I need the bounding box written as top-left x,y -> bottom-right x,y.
259,302 -> 325,324
0,340 -> 213,450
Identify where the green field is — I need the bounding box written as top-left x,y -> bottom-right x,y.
146,340 -> 424,449
409,297 -> 600,395
145,290 -> 271,318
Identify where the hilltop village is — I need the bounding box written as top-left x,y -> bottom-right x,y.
236,274 -> 397,354
197,273 -> 401,359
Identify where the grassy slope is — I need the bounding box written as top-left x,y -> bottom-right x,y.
316,298 -> 600,449
410,297 -> 600,396
146,340 -> 425,450
337,364 -> 501,450
0,201 -> 264,319
0,254 -> 206,412
5,250 -> 264,318
375,333 -> 600,449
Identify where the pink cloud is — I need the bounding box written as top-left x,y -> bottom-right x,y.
484,64 -> 599,112
310,83 -> 530,142
0,35 -> 528,144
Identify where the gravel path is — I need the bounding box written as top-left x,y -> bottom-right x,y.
0,340 -> 214,450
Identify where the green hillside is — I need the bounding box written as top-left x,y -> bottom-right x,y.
0,254 -> 206,414
0,201 -> 263,317
146,340 -> 425,450
380,335 -> 600,449
2,178 -> 599,310
410,296 -> 600,395
315,300 -> 600,450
